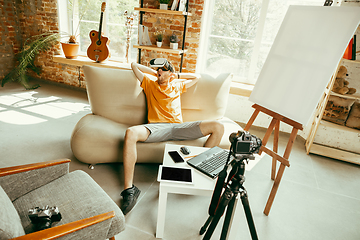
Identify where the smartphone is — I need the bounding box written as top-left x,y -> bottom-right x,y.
168,151 -> 184,163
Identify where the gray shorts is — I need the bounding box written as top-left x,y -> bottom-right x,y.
143,121 -> 204,143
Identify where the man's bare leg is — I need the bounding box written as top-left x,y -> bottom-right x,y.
121,125 -> 150,215
123,125 -> 150,189
199,120 -> 225,147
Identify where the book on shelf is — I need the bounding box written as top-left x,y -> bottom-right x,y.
343,36 -> 354,60
352,35 -> 356,60
171,0 -> 179,11
178,0 -> 186,11
138,24 -> 152,46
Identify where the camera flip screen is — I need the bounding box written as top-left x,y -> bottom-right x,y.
236,141 -> 251,154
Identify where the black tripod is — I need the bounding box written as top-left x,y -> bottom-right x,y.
199,154 -> 258,240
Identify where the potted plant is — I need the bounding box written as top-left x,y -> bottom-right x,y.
159,0 -> 170,10
154,31 -> 164,47
169,33 -> 180,49
61,0 -> 89,59
61,37 -> 80,59
1,31 -> 60,89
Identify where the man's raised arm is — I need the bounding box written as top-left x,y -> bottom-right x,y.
131,62 -> 157,83
178,72 -> 200,89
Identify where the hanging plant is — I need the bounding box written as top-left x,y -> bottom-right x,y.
1,31 -> 60,90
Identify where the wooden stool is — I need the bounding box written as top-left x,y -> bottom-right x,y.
244,104 -> 303,216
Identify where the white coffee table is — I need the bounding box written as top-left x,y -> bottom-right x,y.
156,144 -> 240,239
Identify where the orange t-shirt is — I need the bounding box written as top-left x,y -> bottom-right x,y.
141,75 -> 186,123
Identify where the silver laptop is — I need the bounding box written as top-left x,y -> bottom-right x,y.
186,146 -> 234,179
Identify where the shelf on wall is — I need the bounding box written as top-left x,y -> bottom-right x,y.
134,7 -> 191,16
309,143 -> 360,165
306,54 -> 360,163
319,119 -> 360,134
330,91 -> 360,100
342,58 -> 360,64
312,120 -> 360,162
135,0 -> 190,72
133,45 -> 188,55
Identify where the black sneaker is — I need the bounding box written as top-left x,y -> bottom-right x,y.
120,185 -> 141,215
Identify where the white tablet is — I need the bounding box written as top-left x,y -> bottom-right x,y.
157,165 -> 194,184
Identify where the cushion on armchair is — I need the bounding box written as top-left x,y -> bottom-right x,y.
0,162 -> 69,202
0,186 -> 25,239
12,170 -> 125,239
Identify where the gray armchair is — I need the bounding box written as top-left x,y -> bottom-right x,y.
0,159 -> 125,240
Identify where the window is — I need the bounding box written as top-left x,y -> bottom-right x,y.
57,0 -> 138,62
197,0 -> 324,84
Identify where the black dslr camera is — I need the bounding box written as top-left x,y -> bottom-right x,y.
28,206 -> 62,231
229,130 -> 262,155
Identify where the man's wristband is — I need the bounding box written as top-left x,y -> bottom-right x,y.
177,73 -> 180,79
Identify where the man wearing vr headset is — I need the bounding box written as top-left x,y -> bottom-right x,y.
120,58 -> 224,214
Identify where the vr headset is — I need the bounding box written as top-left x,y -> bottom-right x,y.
150,58 -> 174,72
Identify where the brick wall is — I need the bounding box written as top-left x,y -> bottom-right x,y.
0,0 -> 22,81
0,0 -> 204,89
0,0 -> 85,88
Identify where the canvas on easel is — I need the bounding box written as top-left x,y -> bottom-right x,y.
245,6 -> 360,215
250,6 -> 360,126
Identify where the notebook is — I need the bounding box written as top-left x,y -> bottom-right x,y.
186,146 -> 234,179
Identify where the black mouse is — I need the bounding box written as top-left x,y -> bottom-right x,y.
180,146 -> 191,155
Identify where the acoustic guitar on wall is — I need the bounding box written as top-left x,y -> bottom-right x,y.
87,2 -> 110,62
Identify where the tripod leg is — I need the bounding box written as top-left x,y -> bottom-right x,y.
241,189 -> 258,240
219,195 -> 237,240
203,190 -> 233,240
200,216 -> 213,235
